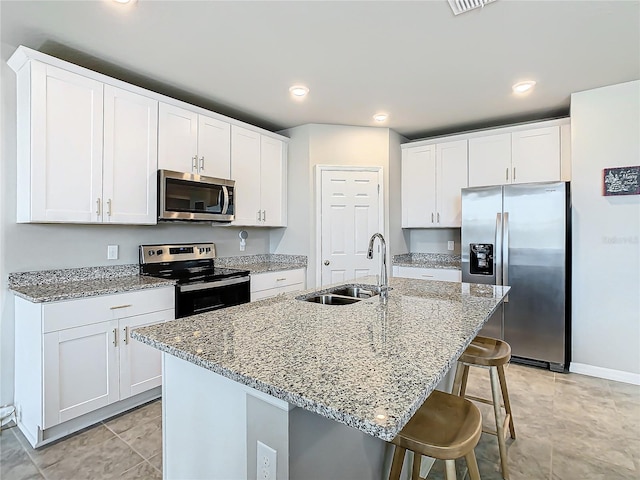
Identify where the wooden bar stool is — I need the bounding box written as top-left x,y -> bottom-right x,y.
453,336 -> 516,480
388,389 -> 482,480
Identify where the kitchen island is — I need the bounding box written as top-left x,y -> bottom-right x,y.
133,276 -> 509,479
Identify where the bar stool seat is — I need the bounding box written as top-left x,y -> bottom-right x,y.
454,336 -> 516,480
389,389 -> 482,480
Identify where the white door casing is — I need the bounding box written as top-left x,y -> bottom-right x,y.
317,166 -> 383,287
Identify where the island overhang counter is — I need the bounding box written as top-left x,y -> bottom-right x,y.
133,276 -> 509,479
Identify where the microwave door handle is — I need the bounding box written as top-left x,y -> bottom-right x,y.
221,186 -> 230,215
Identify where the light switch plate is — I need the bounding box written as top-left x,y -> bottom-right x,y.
107,245 -> 119,260
447,241 -> 455,251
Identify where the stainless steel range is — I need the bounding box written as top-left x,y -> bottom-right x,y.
139,243 -> 250,318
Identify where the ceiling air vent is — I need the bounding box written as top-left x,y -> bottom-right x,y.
448,0 -> 496,15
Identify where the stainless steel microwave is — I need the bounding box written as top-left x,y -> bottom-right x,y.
158,170 -> 235,222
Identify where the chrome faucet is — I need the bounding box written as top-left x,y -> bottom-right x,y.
367,233 -> 388,301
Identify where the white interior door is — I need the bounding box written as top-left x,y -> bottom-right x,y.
320,168 -> 383,287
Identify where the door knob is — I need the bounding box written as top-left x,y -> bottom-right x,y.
324,260 -> 330,266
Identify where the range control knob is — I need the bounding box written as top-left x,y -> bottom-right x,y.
148,250 -> 155,256
156,249 -> 163,255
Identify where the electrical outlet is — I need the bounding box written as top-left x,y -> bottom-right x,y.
447,241 -> 455,251
107,245 -> 119,260
257,441 -> 277,480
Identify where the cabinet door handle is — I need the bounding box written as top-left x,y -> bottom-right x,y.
110,304 -> 132,310
200,156 -> 205,171
107,199 -> 112,217
96,198 -> 101,216
513,167 -> 516,181
437,212 -> 440,223
262,210 -> 266,222
192,156 -> 198,172
431,212 -> 434,223
506,168 -> 509,181
113,328 -> 118,347
123,326 -> 130,345
257,210 -> 261,221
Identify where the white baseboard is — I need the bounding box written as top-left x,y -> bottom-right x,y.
569,363 -> 640,385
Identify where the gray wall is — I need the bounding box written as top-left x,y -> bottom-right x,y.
570,80 -> 640,378
406,228 -> 462,255
271,124 -> 400,289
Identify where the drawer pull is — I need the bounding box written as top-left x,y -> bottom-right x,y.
421,274 -> 434,278
276,278 -> 286,281
110,304 -> 132,310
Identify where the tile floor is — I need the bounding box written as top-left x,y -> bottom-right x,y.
1,364 -> 639,480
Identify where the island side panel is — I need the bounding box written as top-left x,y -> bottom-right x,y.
163,354 -> 248,479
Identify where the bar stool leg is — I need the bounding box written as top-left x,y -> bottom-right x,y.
452,361 -> 465,396
389,446 -> 407,480
411,454 -> 421,480
465,449 -> 481,480
490,366 -> 509,479
459,364 -> 470,397
444,459 -> 457,480
497,365 -> 516,439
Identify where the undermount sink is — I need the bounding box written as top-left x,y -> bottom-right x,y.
303,294 -> 362,305
296,284 -> 380,305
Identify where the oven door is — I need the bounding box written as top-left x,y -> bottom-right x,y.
175,276 -> 250,318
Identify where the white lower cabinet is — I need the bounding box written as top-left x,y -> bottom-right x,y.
393,266 -> 462,282
15,287 -> 174,447
250,269 -> 306,302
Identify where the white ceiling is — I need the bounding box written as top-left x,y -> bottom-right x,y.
1,0 -> 639,140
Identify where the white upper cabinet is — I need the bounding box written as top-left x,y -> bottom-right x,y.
231,126 -> 287,227
103,86 -> 158,224
402,140 -> 467,228
26,63 -> 104,223
435,140 -> 468,227
158,103 -> 231,178
402,145 -> 436,227
468,133 -> 511,187
197,115 -> 231,179
158,103 -> 198,174
511,126 -> 560,184
469,125 -> 561,187
13,59 -> 158,224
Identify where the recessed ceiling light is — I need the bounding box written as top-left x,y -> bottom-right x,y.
373,113 -> 388,122
289,85 -> 309,98
512,80 -> 536,94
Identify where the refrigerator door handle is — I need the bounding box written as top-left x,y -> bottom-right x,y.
495,212 -> 502,286
503,212 -> 510,302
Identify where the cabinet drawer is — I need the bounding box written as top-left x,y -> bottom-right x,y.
43,287 -> 175,333
394,266 -> 461,282
250,269 -> 306,293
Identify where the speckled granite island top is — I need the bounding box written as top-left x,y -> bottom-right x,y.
132,276 -> 508,442
9,265 -> 175,303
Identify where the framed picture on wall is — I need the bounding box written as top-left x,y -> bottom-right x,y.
603,166 -> 640,196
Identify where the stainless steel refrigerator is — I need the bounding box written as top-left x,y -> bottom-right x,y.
461,182 -> 571,372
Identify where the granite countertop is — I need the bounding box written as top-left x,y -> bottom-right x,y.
216,254 -> 307,274
9,265 -> 175,303
132,276 -> 508,442
393,253 -> 461,270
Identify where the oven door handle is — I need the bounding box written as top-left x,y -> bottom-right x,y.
221,186 -> 230,215
178,275 -> 250,292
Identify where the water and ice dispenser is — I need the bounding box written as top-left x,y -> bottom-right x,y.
470,244 -> 494,275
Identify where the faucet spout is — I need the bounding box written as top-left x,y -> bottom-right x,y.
367,233 -> 388,301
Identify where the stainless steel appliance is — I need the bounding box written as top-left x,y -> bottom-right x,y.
158,170 -> 235,222
461,182 -> 571,372
139,243 -> 250,318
